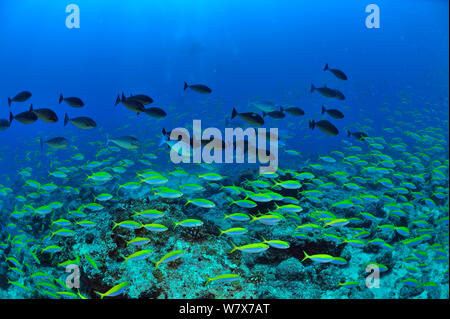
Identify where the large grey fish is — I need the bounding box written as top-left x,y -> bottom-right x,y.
8,91 -> 32,107
262,109 -> 285,119
231,108 -> 264,126
10,105 -> 38,124
324,64 -> 348,80
106,135 -> 141,150
282,105 -> 305,116
184,82 -> 212,94
40,137 -> 69,150
309,119 -> 339,135
32,107 -> 59,123
128,94 -> 154,105
64,113 -> 97,129
143,107 -> 167,118
347,130 -> 368,141
321,105 -> 344,119
311,84 -> 345,100
117,93 -> 146,114
59,94 -> 84,108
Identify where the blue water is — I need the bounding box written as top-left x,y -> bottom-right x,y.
0,0 -> 448,299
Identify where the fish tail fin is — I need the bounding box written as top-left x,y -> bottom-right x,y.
218,228 -> 224,237
262,111 -> 266,118
309,120 -> 315,130
9,112 -> 13,124
8,97 -> 11,107
301,251 -> 309,262
112,221 -> 118,231
321,105 -> 326,114
94,291 -> 105,299
159,130 -> 167,147
64,113 -> 69,126
324,63 -> 329,71
231,107 -> 237,120
184,200 -> 191,207
120,254 -> 128,264
204,277 -> 212,286
59,94 -> 63,104
114,95 -> 120,106
310,84 -> 315,93
184,82 -> 189,90
229,241 -> 238,253
29,104 -> 33,112
347,130 -> 351,137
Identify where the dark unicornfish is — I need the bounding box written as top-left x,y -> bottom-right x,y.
324,64 -> 348,80
321,105 -> 344,119
143,107 -> 167,118
347,130 -> 368,141
262,108 -> 285,119
231,108 -> 264,126
32,107 -> 59,123
309,119 -> 339,136
283,106 -> 305,116
64,113 -> 97,129
184,82 -> 212,94
117,93 -> 146,114
10,105 -> 38,124
127,94 -> 154,105
8,91 -> 32,107
311,84 -> 345,100
40,137 -> 69,151
59,94 -> 84,108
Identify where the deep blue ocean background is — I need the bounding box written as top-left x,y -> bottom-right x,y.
1,0 -> 448,176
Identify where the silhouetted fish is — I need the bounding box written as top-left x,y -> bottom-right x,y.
347,130 -> 368,141
324,63 -> 348,80
143,107 -> 167,118
64,113 -> 97,129
59,94 -> 84,108
184,82 -> 212,94
8,91 -> 32,107
10,105 -> 38,124
311,84 -> 345,100
231,108 -> 264,126
32,107 -> 59,123
283,106 -> 305,116
321,105 -> 344,119
309,119 -> 339,135
40,137 -> 69,151
262,109 -> 285,119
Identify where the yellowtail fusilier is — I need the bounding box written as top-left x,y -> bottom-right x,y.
229,241 -> 269,254
154,250 -> 186,270
95,282 -> 129,299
